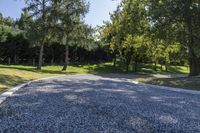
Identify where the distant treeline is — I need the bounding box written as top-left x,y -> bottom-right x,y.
0,0 -> 112,68
0,27 -> 111,65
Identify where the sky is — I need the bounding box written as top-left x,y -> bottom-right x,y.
0,0 -> 121,27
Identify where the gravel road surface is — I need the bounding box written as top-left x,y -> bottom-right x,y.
0,74 -> 200,133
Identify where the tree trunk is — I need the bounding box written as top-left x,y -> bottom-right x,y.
165,62 -> 168,72
184,1 -> 199,76
187,25 -> 199,76
113,56 -> 117,67
50,46 -> 54,66
133,56 -> 138,72
62,45 -> 69,71
73,47 -> 78,62
134,61 -> 138,72
189,49 -> 199,76
198,59 -> 200,74
126,59 -> 130,72
188,30 -> 199,76
126,63 -> 129,72
160,63 -> 163,71
51,58 -> 54,66
33,58 -> 35,66
154,61 -> 157,71
14,55 -> 17,64
37,0 -> 46,70
37,44 -> 44,70
8,57 -> 11,65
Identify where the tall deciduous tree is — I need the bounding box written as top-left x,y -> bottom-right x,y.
147,0 -> 200,76
100,0 -> 149,71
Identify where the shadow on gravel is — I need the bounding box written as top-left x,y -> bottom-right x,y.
95,74 -> 149,80
0,77 -> 200,132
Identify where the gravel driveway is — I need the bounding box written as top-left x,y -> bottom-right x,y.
0,74 -> 200,133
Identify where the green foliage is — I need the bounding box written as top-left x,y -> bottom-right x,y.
0,25 -> 9,43
1,0 -> 200,76
50,0 -> 89,45
24,0 -> 53,44
147,0 -> 200,75
99,0 -> 199,75
100,0 -> 150,71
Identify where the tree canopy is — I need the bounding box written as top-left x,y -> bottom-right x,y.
0,0 -> 200,76
100,0 -> 200,76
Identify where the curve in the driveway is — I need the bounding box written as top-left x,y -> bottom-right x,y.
0,74 -> 200,133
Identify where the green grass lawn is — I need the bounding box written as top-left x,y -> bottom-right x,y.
0,63 -> 123,93
0,63 -> 189,94
135,77 -> 200,91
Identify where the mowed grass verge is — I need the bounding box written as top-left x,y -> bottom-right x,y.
0,63 -> 189,94
135,77 -> 200,91
0,63 -> 123,93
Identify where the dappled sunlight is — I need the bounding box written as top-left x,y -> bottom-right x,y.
12,101 -> 42,108
125,116 -> 149,131
129,96 -> 138,99
0,0 -> 199,131
158,115 -> 178,124
102,88 -> 135,94
74,88 -> 93,93
0,74 -> 200,132
64,95 -> 78,101
150,96 -> 164,102
64,94 -> 88,104
36,87 -> 72,93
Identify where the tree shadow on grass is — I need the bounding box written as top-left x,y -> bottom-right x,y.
0,64 -> 126,75
86,64 -> 128,74
0,65 -> 76,75
0,74 -> 25,93
149,77 -> 200,90
0,64 -> 188,76
86,63 -> 188,75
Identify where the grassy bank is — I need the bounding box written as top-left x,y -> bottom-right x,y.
135,77 -> 200,91
0,63 -> 122,93
0,63 -> 189,93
